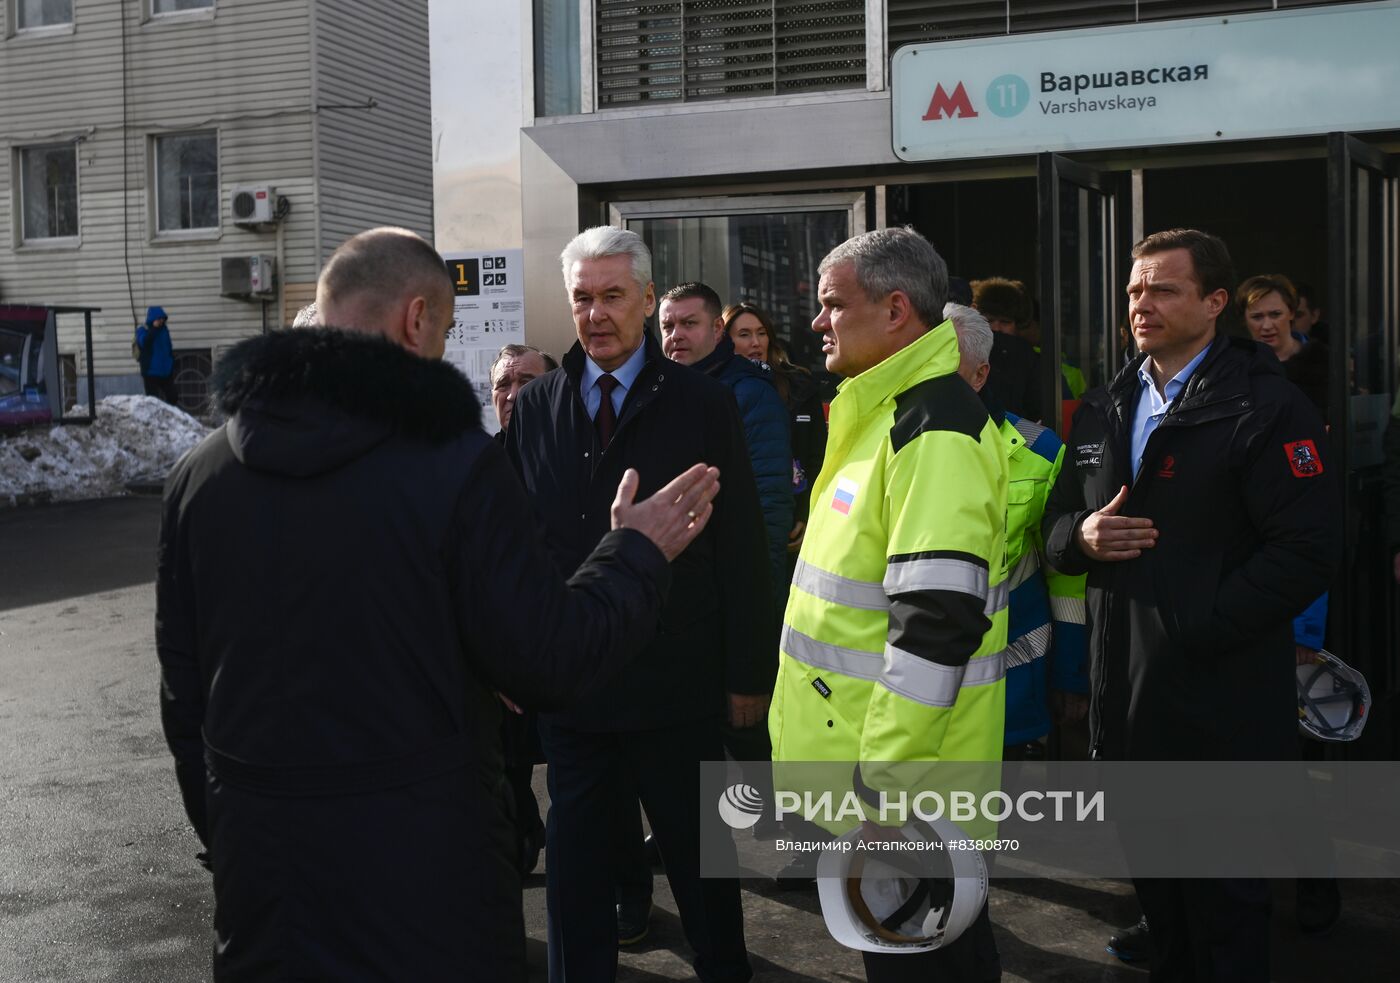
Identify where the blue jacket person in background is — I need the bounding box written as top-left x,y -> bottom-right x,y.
136,305 -> 176,404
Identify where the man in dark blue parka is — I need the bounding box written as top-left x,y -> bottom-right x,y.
660,281 -> 794,608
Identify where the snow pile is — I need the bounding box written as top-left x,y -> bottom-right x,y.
0,396 -> 211,506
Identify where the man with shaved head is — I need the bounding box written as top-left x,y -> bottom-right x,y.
156,227 -> 720,981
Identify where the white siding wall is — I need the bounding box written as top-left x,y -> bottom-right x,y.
313,0 -> 434,259
0,0 -> 317,385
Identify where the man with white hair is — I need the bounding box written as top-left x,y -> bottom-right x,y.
156,227 -> 720,981
945,303 -> 1089,761
506,226 -> 769,982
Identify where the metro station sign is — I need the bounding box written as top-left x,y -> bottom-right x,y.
891,0 -> 1400,162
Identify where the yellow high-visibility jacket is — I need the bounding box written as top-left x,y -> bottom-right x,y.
769,321 -> 1009,773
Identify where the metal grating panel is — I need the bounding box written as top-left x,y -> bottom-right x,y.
596,0 -> 865,106
887,1 -> 1369,51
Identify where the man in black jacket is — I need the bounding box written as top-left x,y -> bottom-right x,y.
506,227 -> 771,983
1042,229 -> 1340,982
156,227 -> 719,982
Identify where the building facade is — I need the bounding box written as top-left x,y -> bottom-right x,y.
1,0 -> 434,408
506,0 -> 1399,752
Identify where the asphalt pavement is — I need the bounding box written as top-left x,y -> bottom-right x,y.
2,496 -> 1397,981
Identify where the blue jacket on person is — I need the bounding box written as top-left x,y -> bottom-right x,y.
696,337 -> 794,614
137,306 -> 174,378
1294,592 -> 1328,652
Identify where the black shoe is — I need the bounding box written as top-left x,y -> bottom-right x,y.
1296,878 -> 1341,935
616,900 -> 652,947
771,852 -> 818,891
643,833 -> 664,869
1106,915 -> 1151,963
518,826 -> 544,876
752,813 -> 781,841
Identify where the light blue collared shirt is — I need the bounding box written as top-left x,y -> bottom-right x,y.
581,340 -> 647,421
1130,342 -> 1211,480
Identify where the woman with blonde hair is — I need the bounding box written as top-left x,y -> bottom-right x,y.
1236,273 -> 1329,416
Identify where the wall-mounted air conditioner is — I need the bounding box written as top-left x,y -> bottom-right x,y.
230,185 -> 278,227
221,255 -> 277,299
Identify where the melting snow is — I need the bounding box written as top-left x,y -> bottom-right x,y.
0,396 -> 211,506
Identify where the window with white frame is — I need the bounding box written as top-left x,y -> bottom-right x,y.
15,0 -> 72,30
18,143 -> 79,242
152,0 -> 214,14
154,131 -> 219,233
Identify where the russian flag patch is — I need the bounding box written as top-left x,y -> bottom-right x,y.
831,477 -> 859,515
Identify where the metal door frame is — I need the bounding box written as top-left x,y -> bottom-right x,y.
1326,132 -> 1399,755
1037,152 -> 1131,434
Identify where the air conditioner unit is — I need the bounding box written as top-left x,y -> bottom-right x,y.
221,255 -> 277,299
230,185 -> 277,226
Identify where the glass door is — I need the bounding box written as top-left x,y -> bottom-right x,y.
1326,133 -> 1399,756
611,192 -> 865,383
1036,153 -> 1130,434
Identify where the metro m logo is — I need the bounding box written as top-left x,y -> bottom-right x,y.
922,82 -> 979,120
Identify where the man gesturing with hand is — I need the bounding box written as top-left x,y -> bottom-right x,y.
1075,484 -> 1157,561
156,228 -> 723,983
1041,229 -> 1339,982
507,227 -> 769,982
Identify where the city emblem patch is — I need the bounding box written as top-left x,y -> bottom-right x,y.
1285,439 -> 1323,478
831,477 -> 859,515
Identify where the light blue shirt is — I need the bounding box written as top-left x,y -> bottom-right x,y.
581,340 -> 647,421
1130,342 -> 1211,480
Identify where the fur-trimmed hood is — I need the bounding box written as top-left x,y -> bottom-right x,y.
213,328 -> 482,477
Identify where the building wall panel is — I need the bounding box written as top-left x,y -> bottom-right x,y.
0,0 -> 326,385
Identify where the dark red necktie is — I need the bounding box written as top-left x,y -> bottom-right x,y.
595,373 -> 619,451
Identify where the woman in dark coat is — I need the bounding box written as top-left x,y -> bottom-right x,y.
724,302 -> 828,561
1238,274 -> 1330,418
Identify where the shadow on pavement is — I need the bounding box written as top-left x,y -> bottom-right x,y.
0,497 -> 161,612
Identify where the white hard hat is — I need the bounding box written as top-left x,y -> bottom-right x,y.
1297,649 -> 1371,743
816,818 -> 987,953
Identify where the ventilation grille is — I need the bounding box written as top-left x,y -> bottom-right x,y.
231,190 -> 259,221
596,0 -> 866,107
887,0 -> 1370,52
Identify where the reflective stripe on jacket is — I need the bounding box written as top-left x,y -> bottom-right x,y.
1000,412 -> 1087,745
769,322 -> 1009,773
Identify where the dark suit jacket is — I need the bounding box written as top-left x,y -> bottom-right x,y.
506,333 -> 777,731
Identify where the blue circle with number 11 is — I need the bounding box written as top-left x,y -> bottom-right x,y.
986,75 -> 1029,118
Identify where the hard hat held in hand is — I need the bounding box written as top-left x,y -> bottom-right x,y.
816,817 -> 987,954
1297,649 -> 1371,743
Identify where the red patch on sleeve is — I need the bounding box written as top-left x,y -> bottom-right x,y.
1285,439 -> 1323,478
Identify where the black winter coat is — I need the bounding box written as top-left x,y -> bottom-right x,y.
987,331 -> 1046,422
781,367 -> 829,524
1387,403 -> 1400,557
1042,335 -> 1341,762
505,334 -> 777,732
156,329 -> 671,982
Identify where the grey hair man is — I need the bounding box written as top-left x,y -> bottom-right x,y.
947,299 -> 1092,761
813,225 -> 950,377
944,302 -> 994,392
770,227 -> 1008,983
506,226 -> 771,980
292,302 -> 318,328
156,226 -> 719,982
489,344 -> 557,433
